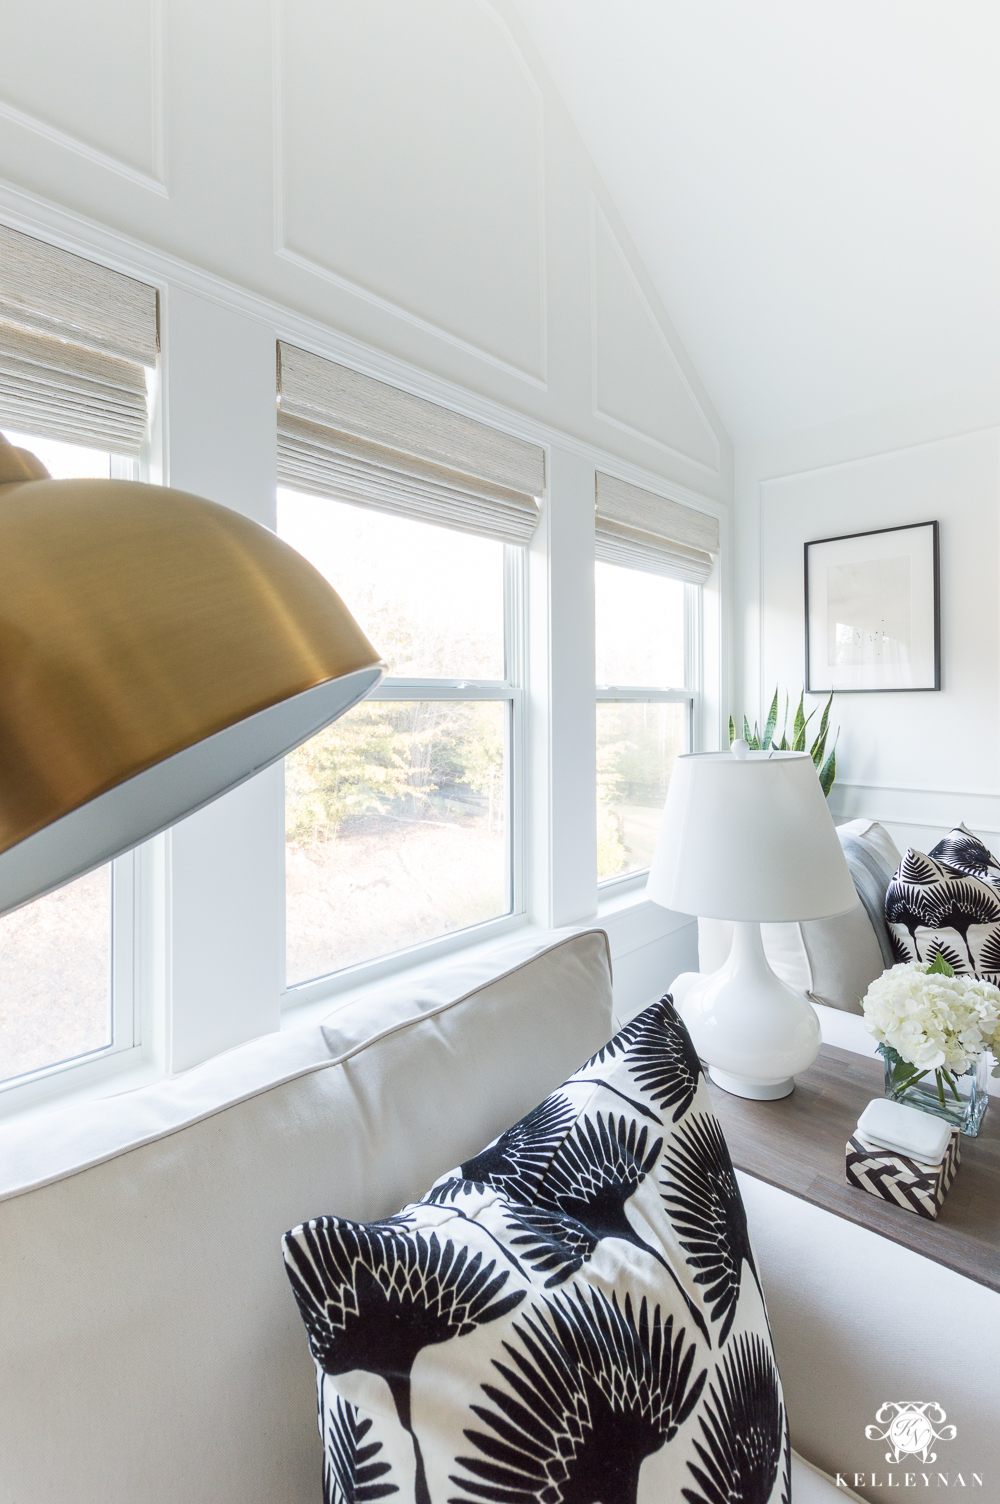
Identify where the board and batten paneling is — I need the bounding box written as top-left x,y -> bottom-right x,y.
0,0 -> 732,1080
0,0 -> 730,501
751,425 -> 1000,855
276,0 -> 546,383
591,200 -> 719,474
0,0 -> 163,187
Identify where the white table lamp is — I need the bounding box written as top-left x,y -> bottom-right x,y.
646,742 -> 858,1100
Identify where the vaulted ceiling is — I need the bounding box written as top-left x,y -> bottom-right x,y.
512,1 -> 1000,444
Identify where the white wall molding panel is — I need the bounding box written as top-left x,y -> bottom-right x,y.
0,179 -> 730,523
591,199 -> 719,475
829,782 -> 1000,867
274,0 -> 546,385
737,420 -> 1000,866
0,0 -> 165,193
0,1 -> 732,501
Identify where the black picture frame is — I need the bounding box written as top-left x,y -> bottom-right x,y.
804,521 -> 940,694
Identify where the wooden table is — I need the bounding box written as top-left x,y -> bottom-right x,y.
706,1043 -> 1000,1293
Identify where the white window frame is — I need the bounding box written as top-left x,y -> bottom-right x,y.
596,580 -> 700,895
280,539 -> 528,1006
0,454 -> 148,1114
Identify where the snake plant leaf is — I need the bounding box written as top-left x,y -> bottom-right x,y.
729,688 -> 839,794
793,692 -> 821,750
761,689 -> 779,751
818,733 -> 838,798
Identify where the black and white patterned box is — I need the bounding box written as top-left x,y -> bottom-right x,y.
845,1125 -> 961,1220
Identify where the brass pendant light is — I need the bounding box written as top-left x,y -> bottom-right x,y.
0,433 -> 385,915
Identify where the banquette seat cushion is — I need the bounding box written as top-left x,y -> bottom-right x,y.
0,928 -> 614,1504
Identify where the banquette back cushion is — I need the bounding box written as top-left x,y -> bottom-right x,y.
0,928 -> 613,1504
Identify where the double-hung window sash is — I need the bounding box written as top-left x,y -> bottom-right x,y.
0,224 -> 158,1097
277,343 -> 544,988
595,473 -> 718,884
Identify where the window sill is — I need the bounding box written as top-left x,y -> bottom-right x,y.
0,890 -> 697,1132
280,916 -> 543,1035
597,877 -> 695,959
282,886 -> 699,1036
0,1046 -> 161,1130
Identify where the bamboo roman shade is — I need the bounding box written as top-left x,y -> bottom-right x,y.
595,472 -> 719,585
277,343 -> 544,545
0,224 -> 158,455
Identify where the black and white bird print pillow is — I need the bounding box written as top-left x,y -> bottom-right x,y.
282,996 -> 790,1504
887,825 -> 1000,981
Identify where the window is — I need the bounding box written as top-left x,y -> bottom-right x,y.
280,490 -> 522,989
0,431 -> 137,1091
596,561 -> 692,883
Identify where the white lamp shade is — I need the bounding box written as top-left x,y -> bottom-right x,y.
646,750 -> 858,922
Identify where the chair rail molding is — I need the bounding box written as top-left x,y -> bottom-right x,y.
829,780 -> 1000,839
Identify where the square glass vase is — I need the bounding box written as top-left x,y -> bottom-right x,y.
880,1043 -> 991,1137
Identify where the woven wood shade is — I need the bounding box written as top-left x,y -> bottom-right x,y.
0,224 -> 157,456
595,471 -> 719,583
277,343 -> 544,544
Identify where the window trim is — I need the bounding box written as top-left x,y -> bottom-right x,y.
280,540 -> 528,1006
0,450 -> 147,1111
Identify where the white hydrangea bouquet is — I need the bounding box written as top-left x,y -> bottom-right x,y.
862,954 -> 1000,1134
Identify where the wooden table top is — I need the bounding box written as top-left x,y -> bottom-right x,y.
706,1043 -> 1000,1293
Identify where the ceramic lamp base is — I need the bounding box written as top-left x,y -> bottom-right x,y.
676,919 -> 821,1098
708,1067 -> 795,1100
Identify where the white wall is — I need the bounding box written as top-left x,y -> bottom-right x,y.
736,401 -> 1000,862
0,0 -> 730,504
0,0 -> 726,1073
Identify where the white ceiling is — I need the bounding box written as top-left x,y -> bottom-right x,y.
511,0 -> 1000,445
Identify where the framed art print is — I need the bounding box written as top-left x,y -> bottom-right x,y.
805,521 -> 940,693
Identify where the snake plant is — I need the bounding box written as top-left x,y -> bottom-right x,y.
728,689 -> 838,798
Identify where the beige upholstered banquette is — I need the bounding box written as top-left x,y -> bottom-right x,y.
0,924 -> 860,1503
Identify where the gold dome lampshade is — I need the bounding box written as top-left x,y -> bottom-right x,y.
0,432 -> 385,915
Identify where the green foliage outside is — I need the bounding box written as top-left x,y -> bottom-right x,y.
728,688 -> 839,798
597,738 -> 627,879
597,703 -> 685,880
287,698 -> 505,848
286,570 -> 506,848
